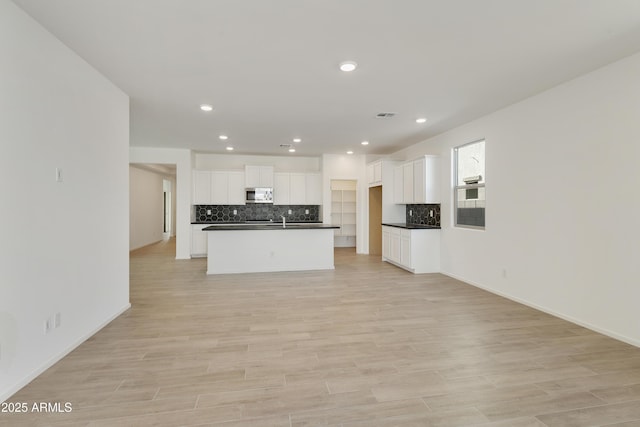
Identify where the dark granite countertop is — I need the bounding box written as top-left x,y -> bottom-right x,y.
192,221 -> 323,225
203,223 -> 339,231
382,223 -> 441,230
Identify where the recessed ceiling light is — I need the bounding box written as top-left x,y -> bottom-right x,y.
219,135 -> 228,140
225,146 -> 234,151
289,148 -> 296,153
361,141 -> 369,146
339,61 -> 357,72
200,104 -> 213,112
293,138 -> 302,143
347,151 -> 354,155
416,117 -> 427,123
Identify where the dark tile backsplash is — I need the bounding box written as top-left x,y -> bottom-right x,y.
406,204 -> 441,226
193,204 -> 321,223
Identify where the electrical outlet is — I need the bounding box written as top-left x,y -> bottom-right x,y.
206,209 -> 212,215
54,312 -> 61,328
305,209 -> 309,214
409,209 -> 413,217
429,209 -> 434,218
233,209 -> 237,215
288,209 -> 292,215
44,317 -> 51,334
55,168 -> 63,182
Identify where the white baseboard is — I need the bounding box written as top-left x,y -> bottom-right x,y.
1,303 -> 131,403
441,271 -> 640,349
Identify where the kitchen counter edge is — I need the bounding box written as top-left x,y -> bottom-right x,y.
382,223 -> 441,230
203,224 -> 339,231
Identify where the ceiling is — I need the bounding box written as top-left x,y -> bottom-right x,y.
13,0 -> 640,157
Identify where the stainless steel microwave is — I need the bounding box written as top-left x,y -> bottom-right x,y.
245,187 -> 273,204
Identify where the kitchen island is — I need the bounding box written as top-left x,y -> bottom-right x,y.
203,223 -> 339,275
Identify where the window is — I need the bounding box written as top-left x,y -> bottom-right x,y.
454,139 -> 485,228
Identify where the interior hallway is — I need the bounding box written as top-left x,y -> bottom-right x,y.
4,240 -> 640,426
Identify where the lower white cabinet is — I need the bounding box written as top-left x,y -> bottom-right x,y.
381,225 -> 440,273
191,224 -> 208,257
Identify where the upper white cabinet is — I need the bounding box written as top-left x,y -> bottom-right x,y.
393,166 -> 404,204
245,165 -> 274,188
394,155 -> 440,204
227,171 -> 246,205
366,161 -> 383,187
305,173 -> 322,205
192,170 -> 245,205
403,162 -> 414,203
193,171 -> 213,205
273,172 -> 322,205
413,158 -> 425,203
210,171 -> 228,205
273,173 -> 291,205
289,173 -> 306,204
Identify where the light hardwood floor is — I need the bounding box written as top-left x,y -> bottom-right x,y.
4,238 -> 640,426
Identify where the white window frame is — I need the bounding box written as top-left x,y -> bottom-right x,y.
453,139 -> 485,230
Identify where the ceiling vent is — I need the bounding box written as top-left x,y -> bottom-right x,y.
376,112 -> 396,119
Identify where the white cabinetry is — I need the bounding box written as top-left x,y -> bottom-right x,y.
193,170 -> 245,205
227,171 -> 245,205
403,162 -> 413,203
381,225 -> 440,273
289,173 -> 306,204
394,166 -> 404,204
305,173 -> 322,205
193,171 -> 212,204
394,155 -> 440,204
331,180 -> 356,247
191,224 -> 208,257
400,229 -> 411,267
273,173 -> 290,205
245,165 -> 274,188
273,172 -> 322,205
390,227 -> 401,262
367,161 -> 383,186
382,227 -> 391,259
211,171 -> 228,204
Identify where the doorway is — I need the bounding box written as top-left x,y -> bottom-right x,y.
369,186 -> 382,255
331,179 -> 357,248
129,163 -> 176,251
163,178 -> 172,239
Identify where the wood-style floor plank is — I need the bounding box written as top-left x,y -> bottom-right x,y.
2,238 -> 640,426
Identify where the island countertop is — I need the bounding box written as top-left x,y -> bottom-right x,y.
203,223 -> 339,231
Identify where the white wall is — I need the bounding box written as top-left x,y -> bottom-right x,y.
0,0 -> 130,401
129,166 -> 165,250
195,153 -> 320,172
322,154 -> 367,254
393,52 -> 640,346
129,147 -> 192,259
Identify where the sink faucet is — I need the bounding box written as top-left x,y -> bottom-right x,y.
280,215 -> 286,228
